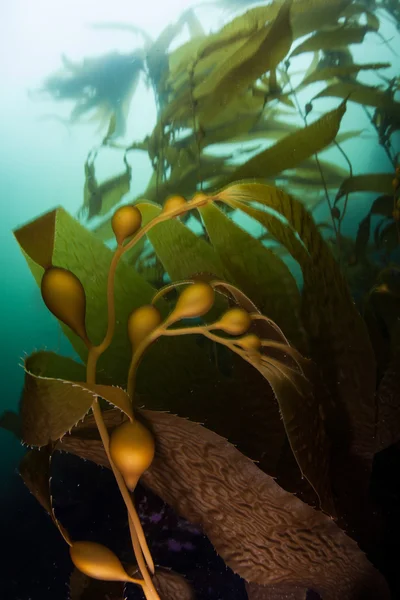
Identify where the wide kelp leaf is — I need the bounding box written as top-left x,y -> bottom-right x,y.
13,208 -> 155,382
228,100 -> 347,182
194,0 -> 293,123
198,202 -> 305,350
59,409 -> 390,599
335,173 -> 394,201
217,184 -> 377,469
21,351 -> 134,446
313,82 -> 400,119
137,202 -> 225,281
13,207 -> 215,397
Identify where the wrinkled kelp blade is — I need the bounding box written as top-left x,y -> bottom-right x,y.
152,568 -> 195,600
246,582 -> 308,600
59,409 -> 390,600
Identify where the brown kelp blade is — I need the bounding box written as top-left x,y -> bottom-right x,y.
246,581 -> 308,600
59,409 -> 389,600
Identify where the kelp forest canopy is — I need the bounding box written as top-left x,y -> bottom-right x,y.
36,0 -> 400,286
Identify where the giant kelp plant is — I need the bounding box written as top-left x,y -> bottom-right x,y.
2,0 -> 400,598
4,181 -> 400,599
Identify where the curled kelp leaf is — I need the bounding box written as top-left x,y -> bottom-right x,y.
313,82 -> 400,119
335,173 -> 394,201
59,409 -> 390,599
81,153 -> 131,220
290,25 -> 369,58
301,62 -> 390,86
228,100 -> 347,182
354,195 -> 394,262
21,351 -> 134,446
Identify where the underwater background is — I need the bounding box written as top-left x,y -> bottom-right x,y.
1,0 -> 400,599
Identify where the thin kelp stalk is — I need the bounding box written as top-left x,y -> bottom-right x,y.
40,228 -> 159,597
283,61 -> 342,262
188,58 -> 204,191
333,139 -> 353,238
392,166 -> 400,244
